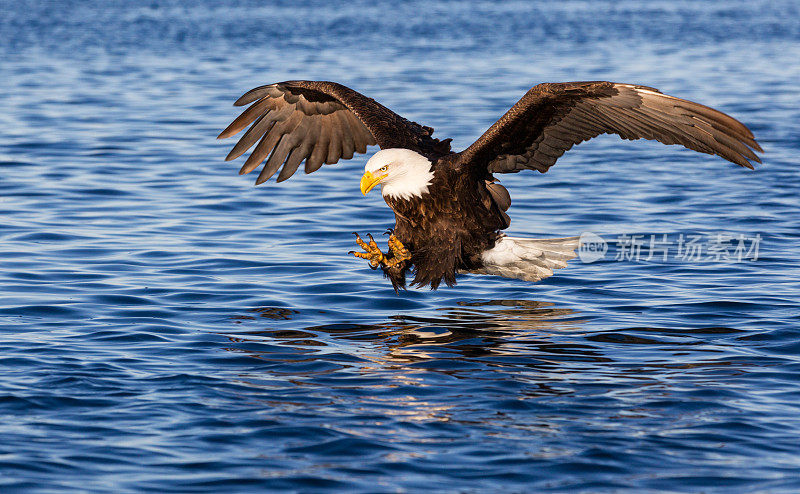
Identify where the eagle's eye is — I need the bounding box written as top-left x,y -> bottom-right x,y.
379,166 -> 388,172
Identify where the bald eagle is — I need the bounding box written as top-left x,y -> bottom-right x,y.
218,81 -> 762,290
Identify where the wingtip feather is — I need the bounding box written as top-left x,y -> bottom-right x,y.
218,128 -> 236,140
255,172 -> 271,185
234,91 -> 260,107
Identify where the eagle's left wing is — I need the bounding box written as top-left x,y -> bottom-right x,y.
456,81 -> 762,176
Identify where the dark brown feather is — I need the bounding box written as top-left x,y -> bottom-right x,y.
457,81 -> 762,175
304,116 -> 329,174
218,81 -> 451,184
385,161 -> 508,290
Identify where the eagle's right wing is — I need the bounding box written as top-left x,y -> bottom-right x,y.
218,81 -> 450,184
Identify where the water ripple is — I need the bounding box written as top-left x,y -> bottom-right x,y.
1,0 -> 799,492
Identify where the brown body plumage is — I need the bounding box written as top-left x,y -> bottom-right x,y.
383,161 -> 510,289
218,80 -> 762,290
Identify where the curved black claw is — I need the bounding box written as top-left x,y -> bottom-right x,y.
383,228 -> 394,236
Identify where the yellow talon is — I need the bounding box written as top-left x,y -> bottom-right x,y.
353,232 -> 370,251
383,234 -> 412,269
349,232 -> 411,270
349,232 -> 385,269
388,235 -> 410,260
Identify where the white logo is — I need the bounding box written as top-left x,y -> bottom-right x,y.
578,232 -> 607,263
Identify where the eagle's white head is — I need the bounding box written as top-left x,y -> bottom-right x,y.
360,148 -> 434,201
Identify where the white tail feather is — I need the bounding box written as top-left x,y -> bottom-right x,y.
468,235 -> 580,282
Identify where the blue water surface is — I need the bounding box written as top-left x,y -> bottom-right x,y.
1,1 -> 800,492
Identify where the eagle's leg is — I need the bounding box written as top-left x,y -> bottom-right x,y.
383,234 -> 411,269
349,232 -> 385,269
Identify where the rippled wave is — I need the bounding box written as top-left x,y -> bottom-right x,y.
1,0 -> 799,491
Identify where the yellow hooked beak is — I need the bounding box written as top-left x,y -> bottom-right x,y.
360,171 -> 388,195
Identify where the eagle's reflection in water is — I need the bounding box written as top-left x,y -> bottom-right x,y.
224,299 -> 601,372
222,299 -> 594,423
224,299 -> 738,382
375,300 -> 589,364
222,301 -> 743,426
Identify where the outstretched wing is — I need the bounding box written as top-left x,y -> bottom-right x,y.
457,81 -> 762,175
218,80 -> 450,184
